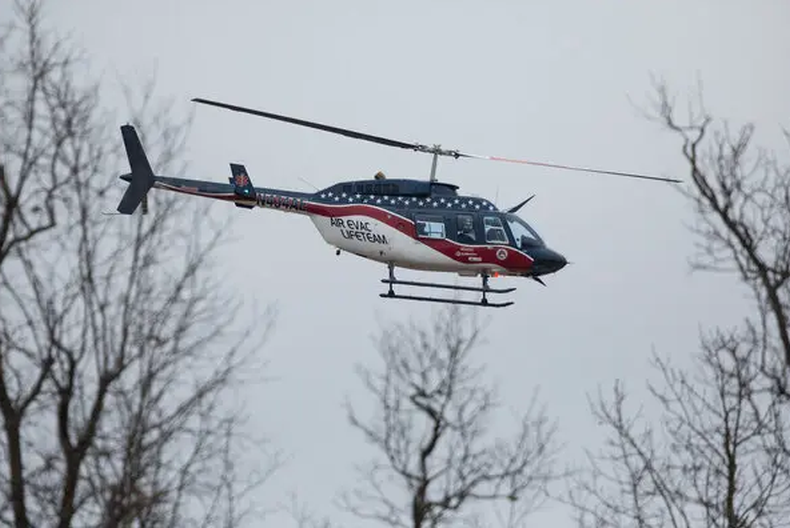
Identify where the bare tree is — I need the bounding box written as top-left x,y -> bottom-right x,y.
276,492 -> 337,528
567,338 -> 790,528
343,306 -> 561,528
650,80 -> 790,393
0,1 -> 279,526
565,81 -> 790,528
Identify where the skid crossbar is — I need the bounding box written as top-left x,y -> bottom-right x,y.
379,264 -> 516,308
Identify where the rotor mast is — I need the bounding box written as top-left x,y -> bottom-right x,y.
429,145 -> 440,181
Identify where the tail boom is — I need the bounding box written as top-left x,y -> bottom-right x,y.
115,125 -> 313,215
148,175 -> 313,215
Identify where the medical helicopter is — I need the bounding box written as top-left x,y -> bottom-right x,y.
114,97 -> 680,308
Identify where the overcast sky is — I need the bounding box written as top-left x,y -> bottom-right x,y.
28,0 -> 790,525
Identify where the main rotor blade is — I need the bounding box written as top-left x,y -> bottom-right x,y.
192,97 -> 425,152
459,152 -> 681,183
192,97 -> 680,184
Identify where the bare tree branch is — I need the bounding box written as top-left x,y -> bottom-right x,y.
649,79 -> 790,394
276,492 -> 338,528
567,336 -> 790,528
343,306 -> 562,528
566,79 -> 790,528
0,1 -> 281,526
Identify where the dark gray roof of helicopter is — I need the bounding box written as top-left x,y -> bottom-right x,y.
313,178 -> 499,212
318,178 -> 459,197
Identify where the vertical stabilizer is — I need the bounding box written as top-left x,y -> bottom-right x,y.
116,125 -> 156,214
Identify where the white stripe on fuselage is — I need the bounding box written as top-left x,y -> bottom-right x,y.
309,213 -> 509,273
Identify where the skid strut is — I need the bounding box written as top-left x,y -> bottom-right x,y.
380,264 -> 515,308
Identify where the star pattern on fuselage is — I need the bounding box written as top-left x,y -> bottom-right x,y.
315,192 -> 497,211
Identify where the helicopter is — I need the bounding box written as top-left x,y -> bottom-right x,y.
114,97 -> 680,308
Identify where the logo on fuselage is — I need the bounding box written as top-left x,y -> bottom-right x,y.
496,248 -> 508,260
330,217 -> 388,245
234,173 -> 250,187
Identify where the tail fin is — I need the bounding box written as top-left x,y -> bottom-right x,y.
116,125 -> 156,214
229,163 -> 255,198
229,163 -> 256,209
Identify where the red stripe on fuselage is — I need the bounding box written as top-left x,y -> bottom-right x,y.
304,202 -> 533,272
152,181 -> 532,272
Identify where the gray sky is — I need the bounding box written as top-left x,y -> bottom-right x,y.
39,0 -> 790,525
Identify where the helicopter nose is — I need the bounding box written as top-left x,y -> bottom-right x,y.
532,248 -> 567,274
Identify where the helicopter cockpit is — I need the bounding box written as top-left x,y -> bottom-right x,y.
449,211 -> 544,250
503,213 -> 544,250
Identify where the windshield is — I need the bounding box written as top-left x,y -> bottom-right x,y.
505,213 -> 544,249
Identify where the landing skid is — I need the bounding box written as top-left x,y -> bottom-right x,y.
379,292 -> 514,308
379,264 -> 515,308
380,279 -> 515,294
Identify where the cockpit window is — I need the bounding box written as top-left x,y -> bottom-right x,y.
483,216 -> 508,244
505,213 -> 544,249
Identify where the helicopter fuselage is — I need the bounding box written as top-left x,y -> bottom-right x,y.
139,172 -> 567,279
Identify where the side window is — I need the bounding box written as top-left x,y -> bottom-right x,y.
456,214 -> 476,243
483,216 -> 508,244
415,215 -> 446,239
